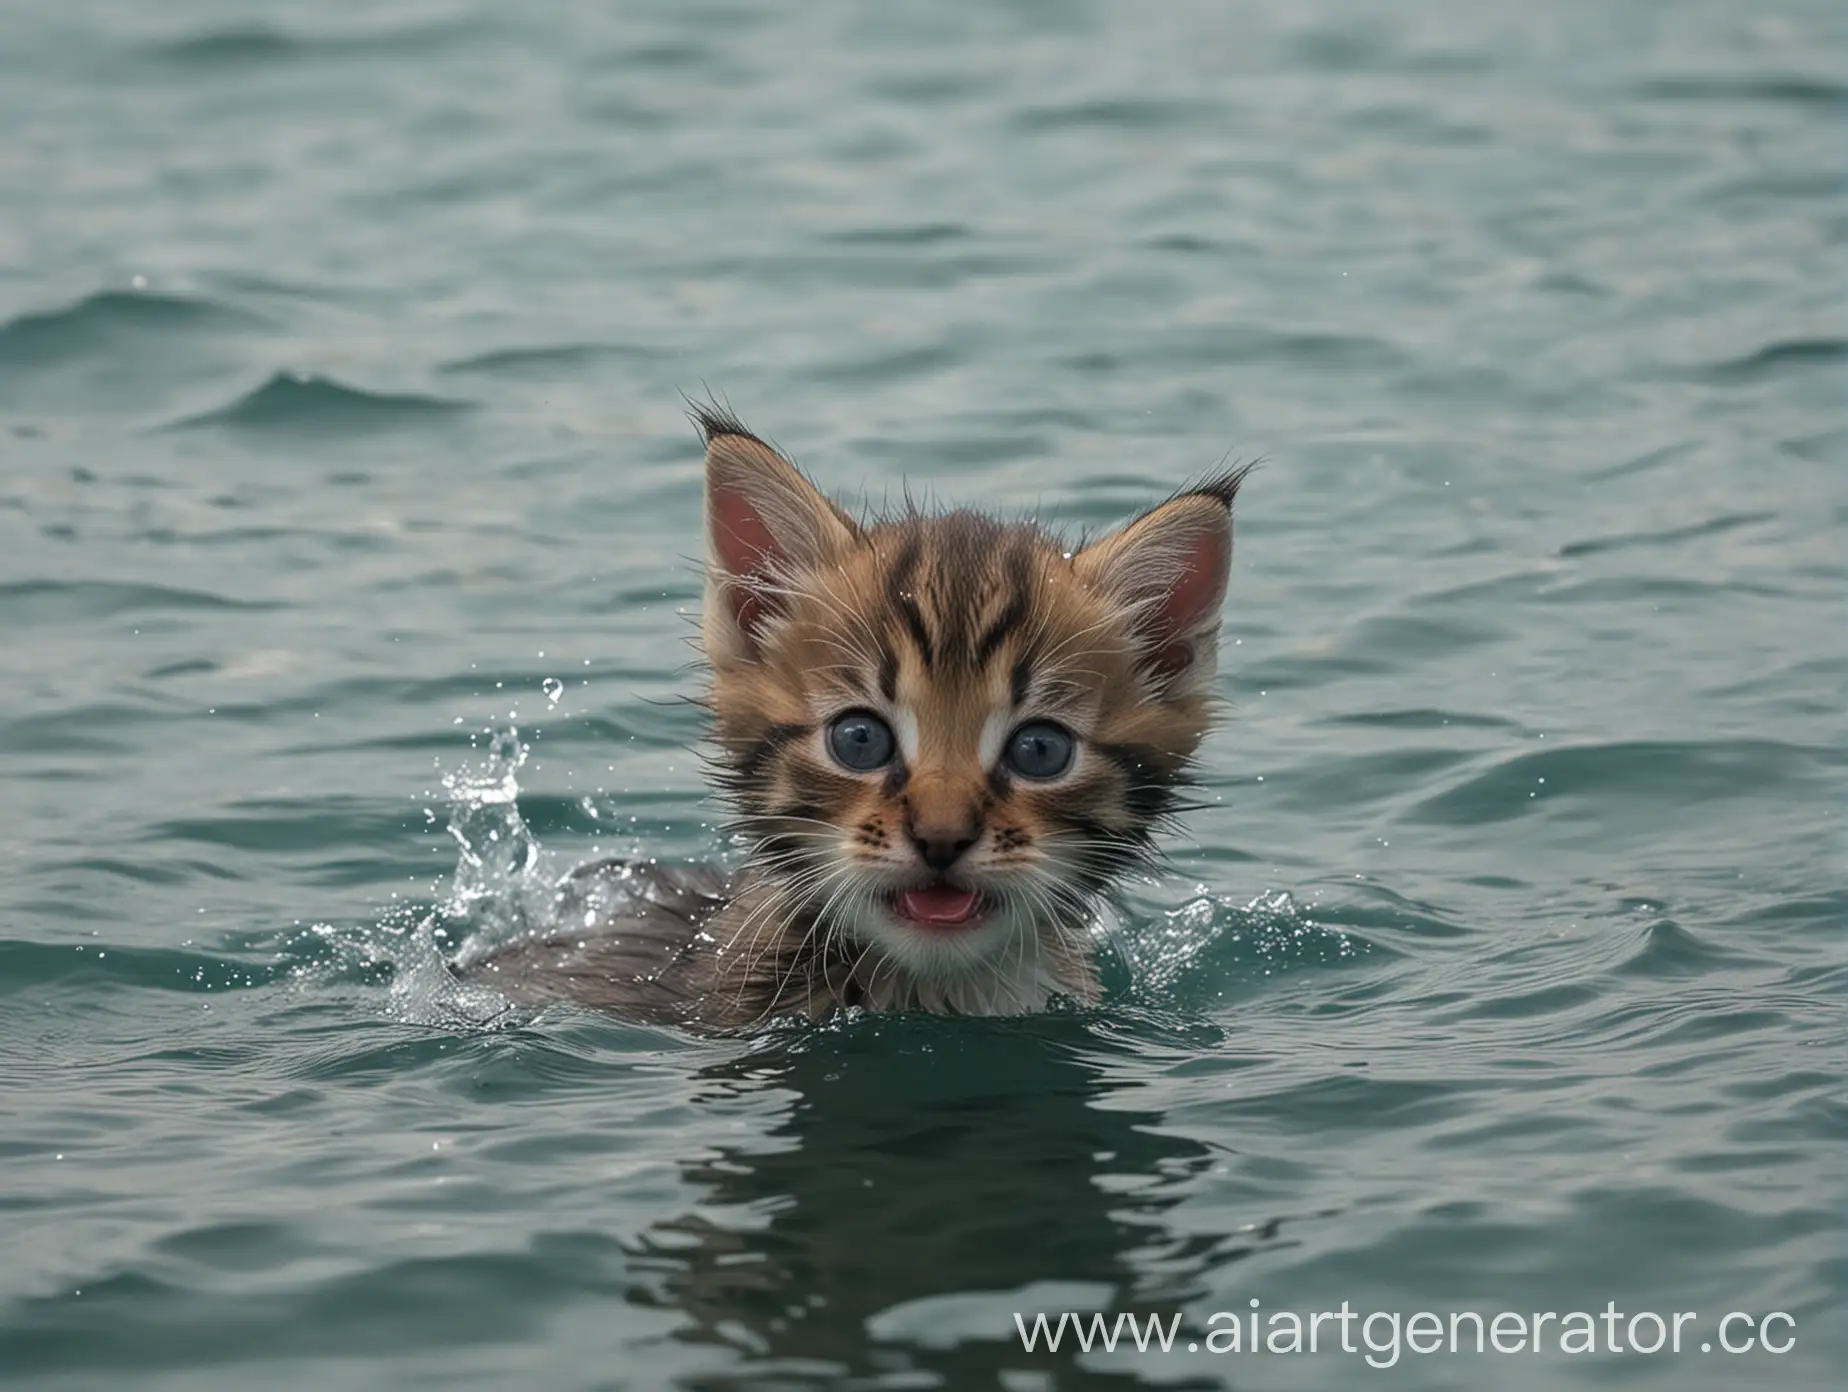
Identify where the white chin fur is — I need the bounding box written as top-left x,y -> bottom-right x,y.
845,899 -> 1066,1016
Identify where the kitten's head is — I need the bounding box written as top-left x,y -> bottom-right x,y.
695,406 -> 1245,1010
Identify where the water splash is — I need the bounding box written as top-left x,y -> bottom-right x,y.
384,727 -> 558,1025
1122,887 -> 1373,998
439,728 -> 542,916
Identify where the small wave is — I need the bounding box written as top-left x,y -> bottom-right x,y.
4,1247 -> 575,1374
1263,747 -> 1477,813
1297,881 -> 1472,942
1322,707 -> 1517,732
1558,510 -> 1776,558
1341,612 -> 1499,664
143,799 -> 421,859
813,344 -> 958,387
0,580 -> 276,624
1163,324 -> 1407,372
1536,574 -> 1796,606
1120,888 -> 1380,1005
0,938 -> 279,1000
822,222 -> 972,248
0,290 -> 268,366
436,343 -> 650,377
146,19 -> 479,68
1012,97 -> 1218,133
1638,75 -> 1848,108
1699,337 -> 1848,383
167,372 -> 473,434
1610,917 -> 1752,979
147,24 -> 303,65
1289,26 -> 1391,72
1410,738 -> 1839,825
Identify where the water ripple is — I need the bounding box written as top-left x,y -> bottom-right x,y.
1411,738 -> 1838,825
167,373 -> 474,434
0,291 -> 268,365
0,580 -> 277,623
1699,336 -> 1848,383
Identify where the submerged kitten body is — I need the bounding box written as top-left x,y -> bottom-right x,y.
464,407 -> 1247,1029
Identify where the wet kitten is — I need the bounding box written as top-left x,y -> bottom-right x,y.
464,406 -> 1246,1029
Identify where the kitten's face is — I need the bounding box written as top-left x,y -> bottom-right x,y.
696,408 -> 1243,1004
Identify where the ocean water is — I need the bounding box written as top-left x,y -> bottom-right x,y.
2,1 -> 1843,1387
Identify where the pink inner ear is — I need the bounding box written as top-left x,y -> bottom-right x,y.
1152,523 -> 1230,645
710,485 -> 780,630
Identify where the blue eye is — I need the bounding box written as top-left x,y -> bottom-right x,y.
827,711 -> 896,772
1004,721 -> 1075,780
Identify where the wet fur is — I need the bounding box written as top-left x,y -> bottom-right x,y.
464,406 -> 1246,1029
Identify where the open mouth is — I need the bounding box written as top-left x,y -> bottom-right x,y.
890,884 -> 987,930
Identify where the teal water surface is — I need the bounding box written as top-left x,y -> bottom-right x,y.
2,2 -> 1844,1388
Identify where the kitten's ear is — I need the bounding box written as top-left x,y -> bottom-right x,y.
1074,470 -> 1246,693
697,408 -> 859,655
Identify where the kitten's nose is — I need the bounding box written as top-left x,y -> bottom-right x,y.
905,776 -> 982,872
911,828 -> 977,873
906,790 -> 981,872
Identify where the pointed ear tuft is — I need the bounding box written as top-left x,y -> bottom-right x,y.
687,399 -> 760,448
1075,473 -> 1245,691
700,412 -> 859,657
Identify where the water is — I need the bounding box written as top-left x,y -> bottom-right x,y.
2,1 -> 1843,1387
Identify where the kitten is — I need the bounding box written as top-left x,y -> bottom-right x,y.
464,406 -> 1246,1028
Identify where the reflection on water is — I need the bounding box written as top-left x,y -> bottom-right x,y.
632,1021 -> 1281,1388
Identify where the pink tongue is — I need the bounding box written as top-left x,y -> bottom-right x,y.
897,886 -> 982,928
